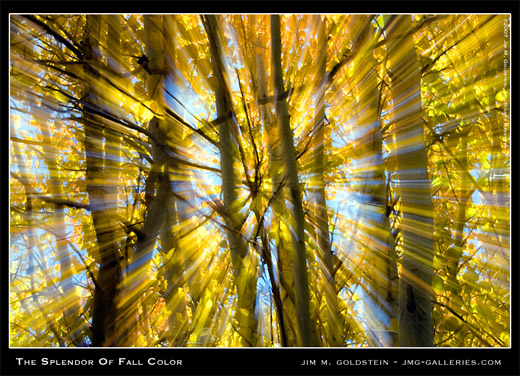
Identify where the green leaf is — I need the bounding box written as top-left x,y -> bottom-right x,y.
442,316 -> 460,332
432,274 -> 444,291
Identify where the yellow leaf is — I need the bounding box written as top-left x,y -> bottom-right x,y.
149,101 -> 158,114
251,195 -> 262,213
442,316 -> 460,332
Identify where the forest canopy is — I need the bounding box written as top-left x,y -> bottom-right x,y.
9,14 -> 510,347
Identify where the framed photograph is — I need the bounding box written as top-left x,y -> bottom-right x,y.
4,1 -> 518,375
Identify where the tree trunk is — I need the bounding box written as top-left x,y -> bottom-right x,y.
271,15 -> 316,347
117,15 -> 186,346
83,15 -> 122,347
156,17 -> 189,347
310,15 -> 344,347
387,15 -> 434,347
254,27 -> 297,346
204,14 -> 259,347
160,192 -> 190,346
350,18 -> 398,347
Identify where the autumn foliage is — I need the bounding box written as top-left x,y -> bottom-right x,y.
9,14 -> 510,347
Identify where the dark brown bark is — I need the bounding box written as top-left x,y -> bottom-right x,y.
83,15 -> 122,347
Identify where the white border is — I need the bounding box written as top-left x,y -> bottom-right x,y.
7,12 -> 513,350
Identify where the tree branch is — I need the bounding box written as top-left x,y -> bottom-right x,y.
23,15 -> 83,59
36,195 -> 91,211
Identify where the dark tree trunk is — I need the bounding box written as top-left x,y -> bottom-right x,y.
271,15 -> 317,347
83,15 -> 122,347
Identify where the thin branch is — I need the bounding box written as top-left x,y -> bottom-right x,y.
165,108 -> 219,148
66,239 -> 99,291
431,299 -> 502,347
22,15 -> 83,59
35,195 -> 91,211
